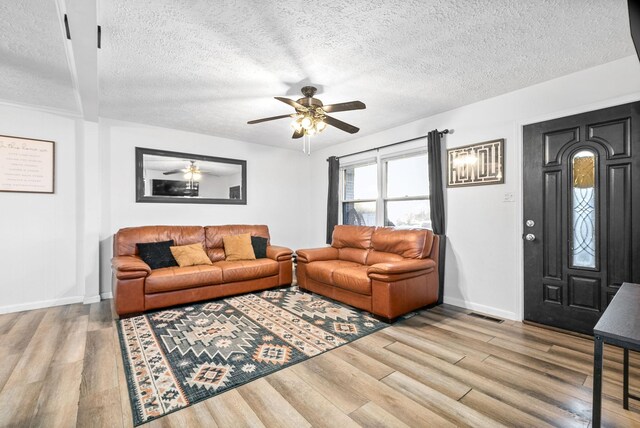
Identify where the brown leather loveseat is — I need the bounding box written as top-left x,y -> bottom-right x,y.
111,225 -> 292,316
296,225 -> 439,320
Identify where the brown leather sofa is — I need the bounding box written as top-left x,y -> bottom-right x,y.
111,225 -> 292,316
296,225 -> 440,320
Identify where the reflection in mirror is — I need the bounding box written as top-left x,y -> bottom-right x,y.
135,147 -> 246,204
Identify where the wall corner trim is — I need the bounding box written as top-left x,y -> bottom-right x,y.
83,294 -> 101,304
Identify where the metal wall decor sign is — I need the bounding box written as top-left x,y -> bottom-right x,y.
447,138 -> 504,187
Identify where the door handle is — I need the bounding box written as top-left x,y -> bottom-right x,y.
525,234 -> 536,241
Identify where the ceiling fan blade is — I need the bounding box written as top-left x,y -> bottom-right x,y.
163,169 -> 184,175
323,115 -> 360,134
321,101 -> 366,113
247,114 -> 294,124
275,97 -> 307,111
292,129 -> 304,139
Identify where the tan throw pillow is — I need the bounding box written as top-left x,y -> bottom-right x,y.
170,243 -> 213,267
223,233 -> 256,261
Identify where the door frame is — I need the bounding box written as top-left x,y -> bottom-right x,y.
515,92 -> 640,321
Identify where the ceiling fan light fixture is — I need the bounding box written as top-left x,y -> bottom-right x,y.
248,87 -> 366,155
290,120 -> 302,132
184,161 -> 202,181
300,115 -> 313,130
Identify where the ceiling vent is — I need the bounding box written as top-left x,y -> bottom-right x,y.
467,312 -> 504,323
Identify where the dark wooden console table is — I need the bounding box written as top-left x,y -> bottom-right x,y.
592,282 -> 640,427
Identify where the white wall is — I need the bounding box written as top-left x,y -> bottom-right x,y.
3,56 -> 639,315
0,103 -> 91,312
308,55 -> 640,320
98,119 -> 311,295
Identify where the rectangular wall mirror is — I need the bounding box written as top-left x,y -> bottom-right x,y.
135,147 -> 246,204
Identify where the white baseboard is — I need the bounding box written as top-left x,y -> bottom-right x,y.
100,292 -> 113,300
443,296 -> 519,321
83,295 -> 101,304
0,296 -> 84,315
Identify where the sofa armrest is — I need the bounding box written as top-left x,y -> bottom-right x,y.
267,245 -> 293,261
368,259 -> 435,276
296,247 -> 339,263
111,255 -> 151,280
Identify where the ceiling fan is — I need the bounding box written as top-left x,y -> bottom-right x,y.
163,160 -> 214,179
247,86 -> 366,139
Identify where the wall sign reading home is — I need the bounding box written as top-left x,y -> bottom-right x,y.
447,139 -> 504,187
0,135 -> 55,194
135,147 -> 246,204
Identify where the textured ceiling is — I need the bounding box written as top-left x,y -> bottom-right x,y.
1,1 -> 634,150
0,1 -> 78,112
98,0 -> 635,150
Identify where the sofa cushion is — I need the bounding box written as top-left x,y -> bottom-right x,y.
331,225 -> 374,249
170,243 -> 213,267
115,226 -> 204,257
306,260 -> 361,285
251,236 -> 268,259
223,233 -> 256,261
213,259 -> 279,282
332,266 -> 372,295
207,248 -> 226,263
338,247 -> 369,264
370,227 -> 434,259
365,250 -> 405,266
136,240 -> 178,269
145,265 -> 223,294
205,225 -> 270,250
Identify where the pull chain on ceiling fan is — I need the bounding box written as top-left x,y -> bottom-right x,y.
248,86 -> 366,154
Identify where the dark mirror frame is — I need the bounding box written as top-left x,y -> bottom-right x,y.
135,147 -> 247,205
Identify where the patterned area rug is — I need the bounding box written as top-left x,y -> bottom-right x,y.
117,287 -> 390,425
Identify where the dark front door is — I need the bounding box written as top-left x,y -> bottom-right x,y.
523,102 -> 640,334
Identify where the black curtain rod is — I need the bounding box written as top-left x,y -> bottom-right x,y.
330,129 -> 449,161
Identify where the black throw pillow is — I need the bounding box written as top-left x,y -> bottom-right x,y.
251,236 -> 268,259
136,240 -> 178,269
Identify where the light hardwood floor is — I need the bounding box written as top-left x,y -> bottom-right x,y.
0,300 -> 639,427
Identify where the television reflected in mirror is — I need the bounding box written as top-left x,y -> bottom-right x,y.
135,147 -> 246,204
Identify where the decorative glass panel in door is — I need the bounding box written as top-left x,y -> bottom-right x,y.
570,150 -> 597,269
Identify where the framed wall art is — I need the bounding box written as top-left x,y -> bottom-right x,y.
447,138 -> 504,187
0,135 -> 55,194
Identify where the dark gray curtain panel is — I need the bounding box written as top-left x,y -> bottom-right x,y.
427,130 -> 446,304
326,156 -> 340,244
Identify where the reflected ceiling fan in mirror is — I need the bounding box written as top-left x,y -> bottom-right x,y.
163,160 -> 213,181
247,86 -> 366,154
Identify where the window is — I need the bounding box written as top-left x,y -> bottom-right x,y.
384,154 -> 430,228
340,150 -> 430,229
342,162 -> 377,226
